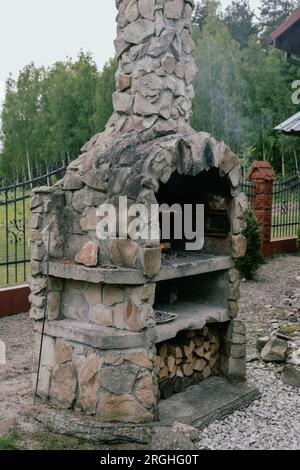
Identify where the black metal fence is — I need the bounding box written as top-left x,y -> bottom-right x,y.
271,173 -> 300,240
0,164 -> 67,288
243,173 -> 300,240
242,181 -> 255,205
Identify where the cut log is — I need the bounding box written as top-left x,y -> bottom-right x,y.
170,365 -> 177,379
191,358 -> 206,372
182,363 -> 193,377
184,344 -> 191,359
210,334 -> 220,345
168,345 -> 183,358
210,343 -> 220,355
202,365 -> 212,379
189,340 -> 195,354
203,341 -> 210,352
175,357 -> 183,365
193,336 -> 205,347
186,331 -> 197,338
167,355 -> 176,373
176,367 -> 184,378
158,366 -> 169,382
209,354 -> 219,370
203,351 -> 211,361
159,344 -> 168,359
195,346 -> 205,358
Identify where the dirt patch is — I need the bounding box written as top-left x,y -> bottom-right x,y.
0,313 -> 36,437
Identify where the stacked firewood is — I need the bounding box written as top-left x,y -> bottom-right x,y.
156,327 -> 221,399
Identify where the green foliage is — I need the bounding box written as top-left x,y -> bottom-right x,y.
0,53 -> 117,181
236,212 -> 265,280
0,431 -> 21,450
224,0 -> 257,48
192,1 -> 300,175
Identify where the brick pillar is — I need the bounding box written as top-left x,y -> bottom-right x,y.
249,161 -> 276,257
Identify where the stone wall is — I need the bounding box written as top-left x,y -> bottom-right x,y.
35,334 -> 157,423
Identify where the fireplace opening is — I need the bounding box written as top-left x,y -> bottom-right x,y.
156,326 -> 222,400
157,169 -> 232,253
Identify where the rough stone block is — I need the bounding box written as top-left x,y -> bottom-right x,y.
135,372 -> 155,407
232,234 -> 247,259
261,337 -> 288,362
230,344 -> 246,359
110,239 -> 138,268
126,299 -> 144,332
112,92 -> 134,114
75,241 -> 98,267
98,393 -> 153,423
143,248 -> 161,278
114,304 -> 126,330
126,351 -> 153,369
50,363 -> 77,409
35,366 -> 52,400
83,284 -> 102,305
55,340 -> 72,365
79,354 -> 102,415
47,291 -> 61,321
103,286 -> 125,306
102,363 -> 138,395
35,334 -> 56,368
90,305 -> 113,327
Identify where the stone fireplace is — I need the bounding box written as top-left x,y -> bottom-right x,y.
29,0 -> 248,425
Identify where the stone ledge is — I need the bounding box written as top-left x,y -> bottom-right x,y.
158,376 -> 261,429
34,319 -> 154,350
44,254 -> 234,285
155,302 -> 230,343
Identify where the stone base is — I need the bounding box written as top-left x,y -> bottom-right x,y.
30,376 -> 260,446
158,376 -> 260,429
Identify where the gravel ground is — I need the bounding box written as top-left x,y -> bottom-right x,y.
198,362 -> 300,450
0,254 -> 299,449
197,254 -> 300,451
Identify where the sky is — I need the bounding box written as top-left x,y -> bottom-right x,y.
0,0 -> 261,109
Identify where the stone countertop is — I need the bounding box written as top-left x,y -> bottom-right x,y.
44,254 -> 234,285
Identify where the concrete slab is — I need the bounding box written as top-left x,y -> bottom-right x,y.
158,376 -> 260,429
155,303 -> 230,342
34,319 -> 154,350
45,255 -> 233,285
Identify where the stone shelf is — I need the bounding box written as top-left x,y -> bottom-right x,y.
155,302 -> 229,343
156,253 -> 233,282
45,254 -> 233,285
34,319 -> 153,350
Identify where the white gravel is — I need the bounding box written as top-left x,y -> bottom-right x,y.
197,362 -> 300,450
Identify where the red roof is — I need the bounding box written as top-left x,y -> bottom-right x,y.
271,9 -> 300,57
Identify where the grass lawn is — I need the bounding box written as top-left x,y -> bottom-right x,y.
0,189 -> 31,288
0,428 -> 144,450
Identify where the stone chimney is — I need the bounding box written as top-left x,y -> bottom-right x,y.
109,0 -> 197,135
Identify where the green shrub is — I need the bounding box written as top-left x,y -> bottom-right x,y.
236,212 -> 265,280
